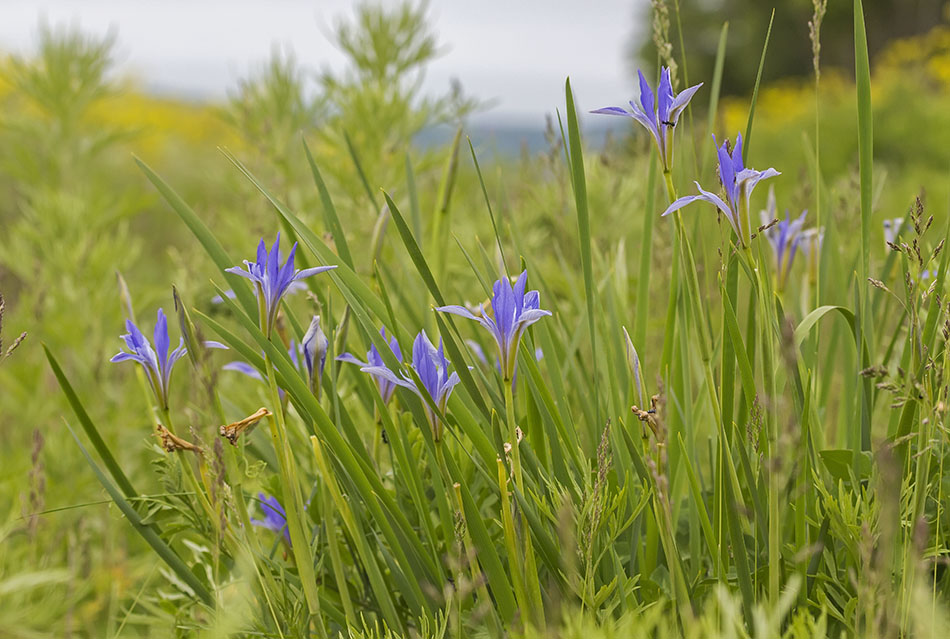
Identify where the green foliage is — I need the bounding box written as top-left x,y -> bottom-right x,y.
4,3 -> 950,638
634,0 -> 949,95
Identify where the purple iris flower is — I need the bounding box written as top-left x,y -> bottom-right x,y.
337,327 -> 403,405
225,234 -> 337,336
759,188 -> 808,290
302,315 -> 328,397
662,133 -> 780,248
437,271 -> 551,381
592,67 -> 702,171
111,309 -> 187,410
251,493 -> 290,544
361,331 -> 461,436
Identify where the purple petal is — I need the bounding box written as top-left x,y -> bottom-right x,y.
637,69 -> 655,119
669,82 -> 703,121
223,361 -> 264,381
513,271 -> 528,316
738,168 -> 781,205
224,267 -> 256,280
731,134 -> 744,172
336,352 -> 369,367
360,365 -> 416,392
294,265 -> 338,280
626,102 -> 661,143
436,305 -> 481,321
516,309 -> 553,326
590,106 -> 633,117
438,371 -> 461,407
154,309 -> 170,373
656,67 -> 673,124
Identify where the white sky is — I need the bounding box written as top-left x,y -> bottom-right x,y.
0,0 -> 646,123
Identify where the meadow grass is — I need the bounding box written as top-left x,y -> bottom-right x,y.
3,3 -> 950,638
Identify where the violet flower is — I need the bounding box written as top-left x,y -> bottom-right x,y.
437,271 -> 551,381
302,315 -> 329,397
111,309 -> 187,410
251,493 -> 290,544
592,67 -> 702,172
662,133 -> 780,248
759,188 -> 808,290
361,330 -> 461,438
337,327 -> 403,405
225,234 -> 337,337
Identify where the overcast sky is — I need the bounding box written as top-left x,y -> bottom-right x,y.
1,1 -> 646,124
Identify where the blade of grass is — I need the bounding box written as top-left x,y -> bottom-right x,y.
134,157 -> 256,319
854,0 -> 874,453
742,8 -> 775,163
343,129 -> 380,211
564,78 -> 599,427
44,345 -> 137,499
701,22 -> 729,176
634,155 -> 658,348
302,137 -> 354,269
468,138 -> 509,276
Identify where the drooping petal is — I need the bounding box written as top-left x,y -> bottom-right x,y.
110,351 -> 142,364
224,266 -> 257,280
359,366 -> 417,393
516,308 -> 553,326
669,82 -> 703,122
737,167 -> 781,209
336,353 -> 369,367
293,265 -> 338,281
523,290 -> 541,311
662,190 -> 726,219
590,106 -> 634,117
223,361 -> 264,381
437,371 -> 461,408
436,304 -> 482,321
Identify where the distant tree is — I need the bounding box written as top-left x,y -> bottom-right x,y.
634,0 -> 948,94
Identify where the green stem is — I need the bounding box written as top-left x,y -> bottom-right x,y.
262,354 -> 327,638
503,378 -> 544,628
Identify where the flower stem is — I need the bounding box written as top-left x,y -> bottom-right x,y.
262,354 -> 327,638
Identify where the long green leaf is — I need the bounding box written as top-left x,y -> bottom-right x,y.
302,137 -> 354,269
134,157 -> 257,318
564,78 -> 599,423
44,345 -> 138,499
742,8 -> 775,163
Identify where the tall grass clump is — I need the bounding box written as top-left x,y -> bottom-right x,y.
9,1 -> 950,637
